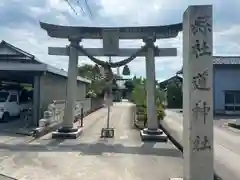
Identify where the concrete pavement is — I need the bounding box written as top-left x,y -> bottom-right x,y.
162,109 -> 240,180
0,102 -> 183,180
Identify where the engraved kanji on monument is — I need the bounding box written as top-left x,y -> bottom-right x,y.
192,69 -> 210,90
182,5 -> 213,180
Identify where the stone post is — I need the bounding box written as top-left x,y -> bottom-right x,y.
62,40 -> 79,129
33,75 -> 40,126
182,5 -> 213,180
145,38 -> 158,130
52,40 -> 82,139
140,38 -> 167,142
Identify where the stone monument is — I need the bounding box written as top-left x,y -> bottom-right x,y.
171,4 -> 213,180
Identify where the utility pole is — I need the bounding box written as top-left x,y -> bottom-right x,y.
101,56 -> 114,138
106,56 -> 112,130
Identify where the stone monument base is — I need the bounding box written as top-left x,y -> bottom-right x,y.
52,127 -> 82,139
140,128 -> 167,142
101,128 -> 114,138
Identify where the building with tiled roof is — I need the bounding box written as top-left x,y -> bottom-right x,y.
170,56 -> 240,115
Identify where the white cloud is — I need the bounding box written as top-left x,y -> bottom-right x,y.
47,0 -> 70,12
99,0 -> 176,25
1,0 -> 240,82
29,6 -> 50,18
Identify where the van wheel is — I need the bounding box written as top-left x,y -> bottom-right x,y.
2,112 -> 10,121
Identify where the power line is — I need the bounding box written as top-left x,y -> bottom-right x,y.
64,0 -> 93,19
83,0 -> 93,17
64,0 -> 78,15
75,0 -> 85,14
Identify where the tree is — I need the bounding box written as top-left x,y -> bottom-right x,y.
78,64 -> 101,80
131,76 -> 166,122
78,64 -> 105,97
131,83 -> 146,106
156,88 -> 165,105
78,64 -> 124,98
124,80 -> 134,92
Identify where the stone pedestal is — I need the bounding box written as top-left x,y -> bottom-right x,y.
52,127 -> 82,139
100,128 -> 114,138
140,128 -> 167,142
172,5 -> 214,180
140,38 -> 167,142
52,40 -> 81,139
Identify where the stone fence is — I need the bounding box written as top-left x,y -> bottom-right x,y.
33,98 -> 104,137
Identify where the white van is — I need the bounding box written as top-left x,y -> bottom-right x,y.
0,90 -> 32,120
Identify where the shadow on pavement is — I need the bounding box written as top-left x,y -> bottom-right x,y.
0,173 -> 17,180
0,132 -> 28,138
0,141 -> 182,158
0,117 -> 35,136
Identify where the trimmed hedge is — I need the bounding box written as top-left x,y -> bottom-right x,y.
136,104 -> 165,122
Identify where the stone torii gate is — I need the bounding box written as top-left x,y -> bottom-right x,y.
40,22 -> 182,141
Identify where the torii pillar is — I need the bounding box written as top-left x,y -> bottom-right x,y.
52,39 -> 82,139
140,37 -> 167,142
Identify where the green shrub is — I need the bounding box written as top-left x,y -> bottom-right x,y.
86,90 -> 97,98
156,104 -> 165,120
136,103 -> 165,122
136,105 -> 147,122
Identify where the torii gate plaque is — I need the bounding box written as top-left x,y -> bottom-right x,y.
40,22 -> 182,140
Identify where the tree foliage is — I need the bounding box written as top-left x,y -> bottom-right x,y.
124,80 -> 134,92
130,76 -> 166,121
78,64 -> 105,97
78,64 -> 121,98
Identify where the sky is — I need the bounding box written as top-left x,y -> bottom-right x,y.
0,0 -> 240,82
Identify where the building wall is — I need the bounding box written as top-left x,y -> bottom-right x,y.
39,72 -> 87,116
214,66 -> 240,114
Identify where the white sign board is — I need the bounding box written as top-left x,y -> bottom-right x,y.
105,97 -> 113,107
104,93 -> 113,107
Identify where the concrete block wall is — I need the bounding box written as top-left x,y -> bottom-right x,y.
39,72 -> 87,116
76,81 -> 87,100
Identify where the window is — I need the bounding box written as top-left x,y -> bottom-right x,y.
9,95 -> 17,102
0,92 -> 9,102
235,106 -> 240,111
225,93 -> 234,104
225,91 -> 240,111
235,93 -> 240,104
225,106 -> 234,111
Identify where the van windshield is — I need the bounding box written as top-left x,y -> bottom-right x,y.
0,92 -> 9,102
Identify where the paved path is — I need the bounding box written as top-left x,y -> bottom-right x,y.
0,102 -> 183,180
0,132 -> 34,180
163,110 -> 240,180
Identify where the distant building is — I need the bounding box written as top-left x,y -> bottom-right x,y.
0,40 -> 91,125
159,75 -> 183,108
175,56 -> 240,115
